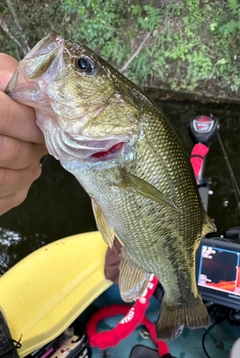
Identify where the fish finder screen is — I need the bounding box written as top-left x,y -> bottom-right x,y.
197,245 -> 240,296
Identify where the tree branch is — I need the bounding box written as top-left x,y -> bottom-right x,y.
120,32 -> 151,73
0,13 -> 27,55
6,0 -> 30,52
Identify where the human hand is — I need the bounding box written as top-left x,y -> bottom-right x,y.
0,53 -> 47,215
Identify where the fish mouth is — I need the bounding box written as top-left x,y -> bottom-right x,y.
19,32 -> 65,80
6,32 -> 65,94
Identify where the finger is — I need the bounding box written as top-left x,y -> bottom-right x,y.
0,161 -> 42,198
0,53 -> 45,145
0,53 -> 19,91
0,189 -> 29,216
0,91 -> 45,144
0,134 -> 47,169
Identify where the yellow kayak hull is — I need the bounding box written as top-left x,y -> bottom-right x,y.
0,231 -> 111,357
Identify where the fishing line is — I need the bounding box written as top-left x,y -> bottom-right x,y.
217,132 -> 240,208
202,321 -> 220,358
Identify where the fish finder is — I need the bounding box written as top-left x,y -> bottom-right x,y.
196,236 -> 240,310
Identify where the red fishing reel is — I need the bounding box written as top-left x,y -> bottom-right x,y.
188,115 -> 219,186
188,115 -> 219,147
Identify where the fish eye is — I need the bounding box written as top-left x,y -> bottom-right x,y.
76,57 -> 96,75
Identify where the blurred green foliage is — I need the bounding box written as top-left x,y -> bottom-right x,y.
0,0 -> 240,95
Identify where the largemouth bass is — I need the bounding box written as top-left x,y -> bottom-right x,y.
6,33 -> 216,340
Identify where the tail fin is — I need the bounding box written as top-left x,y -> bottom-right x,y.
157,296 -> 209,340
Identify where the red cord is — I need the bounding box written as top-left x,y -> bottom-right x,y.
86,275 -> 169,357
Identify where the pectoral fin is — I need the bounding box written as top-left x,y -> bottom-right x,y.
91,198 -> 115,248
117,166 -> 181,212
119,248 -> 152,302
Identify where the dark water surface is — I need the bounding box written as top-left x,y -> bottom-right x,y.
0,99 -> 240,274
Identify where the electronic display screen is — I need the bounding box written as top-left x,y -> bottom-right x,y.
197,244 -> 240,297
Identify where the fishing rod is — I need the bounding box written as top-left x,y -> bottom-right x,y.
217,132 -> 240,208
189,114 -> 240,212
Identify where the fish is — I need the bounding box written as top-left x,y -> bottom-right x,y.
6,32 -> 216,340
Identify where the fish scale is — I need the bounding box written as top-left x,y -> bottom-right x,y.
6,32 -> 216,340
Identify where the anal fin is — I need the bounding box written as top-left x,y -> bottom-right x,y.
119,248 -> 152,302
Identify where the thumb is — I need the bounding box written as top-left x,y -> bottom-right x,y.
0,53 -> 19,91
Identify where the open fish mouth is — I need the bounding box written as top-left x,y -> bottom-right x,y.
7,33 -> 65,88
5,33 -> 66,106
